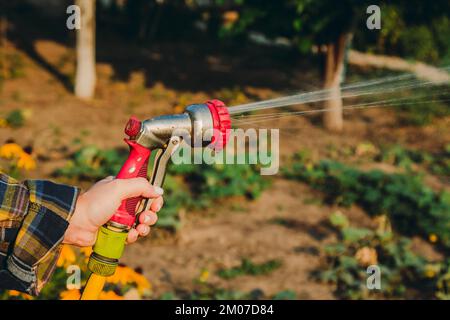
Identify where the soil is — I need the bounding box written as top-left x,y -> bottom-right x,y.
1,19 -> 449,299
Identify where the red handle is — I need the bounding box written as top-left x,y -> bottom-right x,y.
109,139 -> 151,227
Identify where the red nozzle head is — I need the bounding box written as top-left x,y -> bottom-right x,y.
205,99 -> 231,150
125,116 -> 141,137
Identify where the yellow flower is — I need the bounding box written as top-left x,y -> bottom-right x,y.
79,246 -> 93,263
57,245 -> 77,268
429,234 -> 438,243
355,247 -> 378,267
21,293 -> 33,300
0,118 -> 7,128
130,271 -> 151,292
173,105 -> 184,114
8,290 -> 21,296
424,264 -> 440,279
106,265 -> 151,293
425,269 -> 435,278
223,11 -> 239,27
199,270 -> 209,283
80,246 -> 93,257
9,290 -> 34,300
99,291 -> 124,300
60,289 -> 81,300
0,143 -> 24,159
106,265 -> 135,285
16,152 -> 36,171
0,143 -> 36,171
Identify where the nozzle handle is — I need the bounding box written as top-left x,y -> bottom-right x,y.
109,139 -> 151,227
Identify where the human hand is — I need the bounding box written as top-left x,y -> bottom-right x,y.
64,176 -> 163,247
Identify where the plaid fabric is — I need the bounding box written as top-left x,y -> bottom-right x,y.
0,173 -> 79,295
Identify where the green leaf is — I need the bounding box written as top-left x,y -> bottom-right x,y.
329,211 -> 349,229
342,227 -> 373,243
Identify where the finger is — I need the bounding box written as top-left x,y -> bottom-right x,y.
136,224 -> 150,237
139,211 -> 158,225
113,178 -> 164,200
126,228 -> 139,244
149,196 -> 164,213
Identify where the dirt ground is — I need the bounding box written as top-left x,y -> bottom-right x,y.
1,28 -> 449,298
122,179 -> 380,299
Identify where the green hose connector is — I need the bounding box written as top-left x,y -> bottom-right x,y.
87,226 -> 128,276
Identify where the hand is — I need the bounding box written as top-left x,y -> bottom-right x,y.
64,176 -> 164,247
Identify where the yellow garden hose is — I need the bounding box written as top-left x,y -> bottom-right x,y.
81,225 -> 128,300
80,273 -> 107,300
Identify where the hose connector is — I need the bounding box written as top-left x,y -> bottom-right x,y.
87,225 -> 128,276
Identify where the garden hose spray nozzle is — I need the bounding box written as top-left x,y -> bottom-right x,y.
85,100 -> 231,284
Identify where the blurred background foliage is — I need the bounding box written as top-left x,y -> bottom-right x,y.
90,0 -> 450,63
0,0 -> 449,300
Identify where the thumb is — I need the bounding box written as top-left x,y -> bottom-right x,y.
113,178 -> 164,200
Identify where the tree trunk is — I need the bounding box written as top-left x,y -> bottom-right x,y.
323,33 -> 349,132
75,0 -> 96,99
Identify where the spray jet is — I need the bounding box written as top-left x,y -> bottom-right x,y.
82,100 -> 231,299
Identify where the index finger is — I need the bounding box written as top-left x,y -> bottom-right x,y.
114,178 -> 164,200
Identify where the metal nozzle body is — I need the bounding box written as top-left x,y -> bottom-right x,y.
135,104 -> 214,149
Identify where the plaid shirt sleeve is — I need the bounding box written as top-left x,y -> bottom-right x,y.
0,173 -> 80,295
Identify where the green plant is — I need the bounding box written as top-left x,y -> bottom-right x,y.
158,276 -> 293,300
400,25 -> 438,62
182,286 -> 256,300
272,290 -> 297,300
217,258 -> 282,279
316,212 -> 449,299
0,52 -> 25,81
55,145 -> 126,180
161,162 -> 270,228
378,144 -> 450,177
5,109 -> 26,128
432,16 -> 450,66
170,162 -> 270,204
284,158 -> 450,248
436,263 -> 450,300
